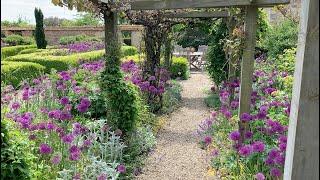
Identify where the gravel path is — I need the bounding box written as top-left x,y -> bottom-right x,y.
136,71 -> 213,180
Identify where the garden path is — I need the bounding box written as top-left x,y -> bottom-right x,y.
136,71 -> 213,180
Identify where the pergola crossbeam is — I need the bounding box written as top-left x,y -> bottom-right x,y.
131,0 -> 290,10
164,11 -> 230,18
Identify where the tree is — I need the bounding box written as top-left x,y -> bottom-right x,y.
34,8 -> 47,49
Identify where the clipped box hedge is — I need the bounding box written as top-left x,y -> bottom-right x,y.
121,46 -> 138,57
5,50 -> 105,72
170,56 -> 190,80
1,61 -> 45,87
1,45 -> 37,59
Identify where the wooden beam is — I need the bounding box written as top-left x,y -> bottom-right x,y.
284,0 -> 319,179
165,11 -> 230,18
131,0 -> 290,10
238,6 -> 258,140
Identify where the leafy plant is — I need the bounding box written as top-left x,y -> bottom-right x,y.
2,34 -> 34,46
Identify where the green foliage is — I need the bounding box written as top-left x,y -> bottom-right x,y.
59,34 -> 102,45
2,34 -> 34,46
257,9 -> 270,45
18,48 -> 41,55
204,92 -> 221,108
260,19 -> 298,59
174,20 -> 213,50
1,45 -> 36,59
73,13 -> 102,26
1,119 -> 33,180
121,54 -> 146,65
1,61 -> 45,87
275,47 -> 297,74
100,40 -> 139,135
4,50 -> 104,72
206,20 -> 229,85
169,56 -> 189,80
34,8 -> 47,49
1,17 -> 32,27
161,80 -> 182,114
121,45 -> 138,57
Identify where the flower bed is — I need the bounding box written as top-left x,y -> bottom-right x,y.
198,54 -> 293,179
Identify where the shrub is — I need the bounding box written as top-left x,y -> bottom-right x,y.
1,61 -> 45,87
18,48 -> 42,54
260,19 -> 298,59
34,8 -> 47,49
2,34 -> 34,46
59,34 -> 101,45
1,45 -> 36,59
121,54 -> 146,65
275,48 -> 297,74
4,50 -> 104,72
205,20 -> 229,85
100,40 -> 139,135
1,119 -> 33,179
161,80 -> 182,114
204,92 -> 221,108
121,45 -> 138,57
169,56 -> 189,80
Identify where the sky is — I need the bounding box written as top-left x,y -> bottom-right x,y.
1,0 -> 79,24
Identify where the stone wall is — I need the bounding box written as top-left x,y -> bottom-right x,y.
1,25 -> 144,49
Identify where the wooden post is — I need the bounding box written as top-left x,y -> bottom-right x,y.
284,0 -> 319,179
104,11 -> 118,55
238,6 -> 258,140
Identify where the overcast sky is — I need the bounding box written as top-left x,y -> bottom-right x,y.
1,0 -> 79,24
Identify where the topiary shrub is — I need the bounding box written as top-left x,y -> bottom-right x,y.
1,45 -> 36,59
169,56 -> 189,80
1,61 -> 45,87
100,40 -> 139,135
34,8 -> 47,49
4,50 -> 105,72
2,34 -> 34,46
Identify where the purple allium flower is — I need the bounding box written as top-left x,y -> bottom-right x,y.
148,76 -> 156,81
275,154 -> 285,165
265,158 -> 275,166
11,102 -> 20,111
278,135 -> 287,144
117,164 -> 126,173
211,149 -> 219,157
270,167 -> 282,177
264,87 -> 276,95
240,113 -> 252,122
97,173 -> 107,180
72,173 -> 81,180
69,146 -> 81,161
230,100 -> 239,109
59,71 -> 71,81
46,122 -> 55,130
204,136 -> 212,145
245,131 -> 253,139
83,139 -> 92,148
62,134 -> 75,144
39,143 -> 52,155
255,173 -> 265,180
239,145 -> 252,157
229,131 -> 241,141
148,86 -> 157,93
60,97 -> 70,105
252,141 -> 265,153
48,110 -> 61,119
51,154 -> 62,165
77,103 -> 89,113
223,110 -> 232,119
80,97 -> 91,107
279,143 -> 287,152
268,149 -> 280,159
60,111 -> 72,121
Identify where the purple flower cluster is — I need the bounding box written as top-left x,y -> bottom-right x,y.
61,42 -> 104,53
77,97 -> 91,113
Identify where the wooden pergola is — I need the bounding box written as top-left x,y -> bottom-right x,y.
129,0 -> 319,179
